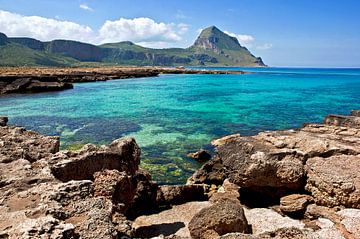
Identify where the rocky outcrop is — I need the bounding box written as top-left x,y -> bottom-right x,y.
0,122 -> 159,238
0,116 -> 8,126
305,155 -> 360,208
188,200 -> 250,239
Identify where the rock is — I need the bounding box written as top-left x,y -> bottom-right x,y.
188,157 -> 227,185
220,227 -> 311,239
305,155 -> 360,208
94,169 -> 135,208
324,114 -> 360,129
188,200 -> 250,239
157,184 -> 207,206
187,149 -> 211,162
0,125 -> 60,163
211,134 -> 241,147
126,170 -> 159,219
133,201 -> 211,238
0,116 -> 8,126
351,110 -> 360,117
50,137 -> 140,182
209,179 -> 240,203
280,194 -> 313,217
243,208 -> 305,235
190,113 -> 360,203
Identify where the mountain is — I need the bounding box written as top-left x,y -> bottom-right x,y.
0,26 -> 266,67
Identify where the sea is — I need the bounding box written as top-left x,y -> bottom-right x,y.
1,67 -> 359,184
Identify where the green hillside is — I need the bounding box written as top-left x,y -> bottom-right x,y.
0,26 -> 266,67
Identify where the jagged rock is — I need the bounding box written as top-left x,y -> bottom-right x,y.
0,125 -> 60,163
280,194 -> 313,216
324,114 -> 360,128
50,137 -> 140,182
220,227 -> 311,239
209,179 -> 240,203
188,200 -> 250,239
0,116 -> 8,126
126,170 -> 159,219
190,116 -> 360,204
94,169 -> 135,207
305,155 -> 360,208
133,201 -> 211,238
157,184 -> 207,206
187,149 -> 211,162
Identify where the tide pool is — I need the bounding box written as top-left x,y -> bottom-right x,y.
1,68 -> 360,184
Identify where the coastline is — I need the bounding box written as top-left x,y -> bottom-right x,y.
0,110 -> 359,238
0,66 -> 247,95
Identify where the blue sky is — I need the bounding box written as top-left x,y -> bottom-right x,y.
0,0 -> 359,67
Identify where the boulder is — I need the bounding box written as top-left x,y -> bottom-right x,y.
305,155 -> 360,208
187,149 -> 211,162
188,200 -> 250,239
93,169 -> 135,207
157,184 -> 207,206
0,116 -> 8,126
280,194 -> 313,216
50,137 -> 140,182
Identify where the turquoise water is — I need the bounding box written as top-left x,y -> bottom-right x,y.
1,67 -> 360,184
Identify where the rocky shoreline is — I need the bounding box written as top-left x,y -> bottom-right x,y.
0,110 -> 359,238
0,67 -> 246,95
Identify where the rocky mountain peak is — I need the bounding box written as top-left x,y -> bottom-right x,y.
192,26 -> 242,53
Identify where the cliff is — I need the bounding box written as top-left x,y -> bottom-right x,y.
0,26 -> 266,67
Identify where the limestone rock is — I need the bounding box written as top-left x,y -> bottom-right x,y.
280,194 -> 313,216
188,200 -> 249,239
305,155 -> 360,208
0,125 -> 60,163
133,201 -> 211,238
50,137 -> 140,182
324,114 -> 360,129
220,227 -> 311,239
157,184 -> 207,206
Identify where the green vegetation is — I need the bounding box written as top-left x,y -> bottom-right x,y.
0,26 -> 266,67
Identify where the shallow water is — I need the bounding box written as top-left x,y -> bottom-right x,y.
1,67 -> 360,184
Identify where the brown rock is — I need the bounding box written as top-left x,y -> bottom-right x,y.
351,110 -> 360,117
93,169 -> 134,207
0,125 -> 60,163
187,149 -> 211,162
50,137 -> 140,182
324,114 -> 360,129
157,184 -> 207,206
305,155 -> 360,208
220,227 -> 311,239
280,194 -> 313,216
0,116 -> 8,126
188,200 -> 250,239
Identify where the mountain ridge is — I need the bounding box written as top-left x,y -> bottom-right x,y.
0,26 -> 266,67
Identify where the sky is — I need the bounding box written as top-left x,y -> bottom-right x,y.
0,0 -> 359,67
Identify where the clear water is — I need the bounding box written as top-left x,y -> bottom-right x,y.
1,67 -> 360,184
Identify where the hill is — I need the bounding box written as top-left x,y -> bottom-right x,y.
0,26 -> 266,67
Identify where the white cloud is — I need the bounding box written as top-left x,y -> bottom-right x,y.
0,10 -> 188,48
0,10 -> 94,42
98,17 -> 188,44
257,43 -> 273,50
80,4 -> 94,12
224,31 -> 255,47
